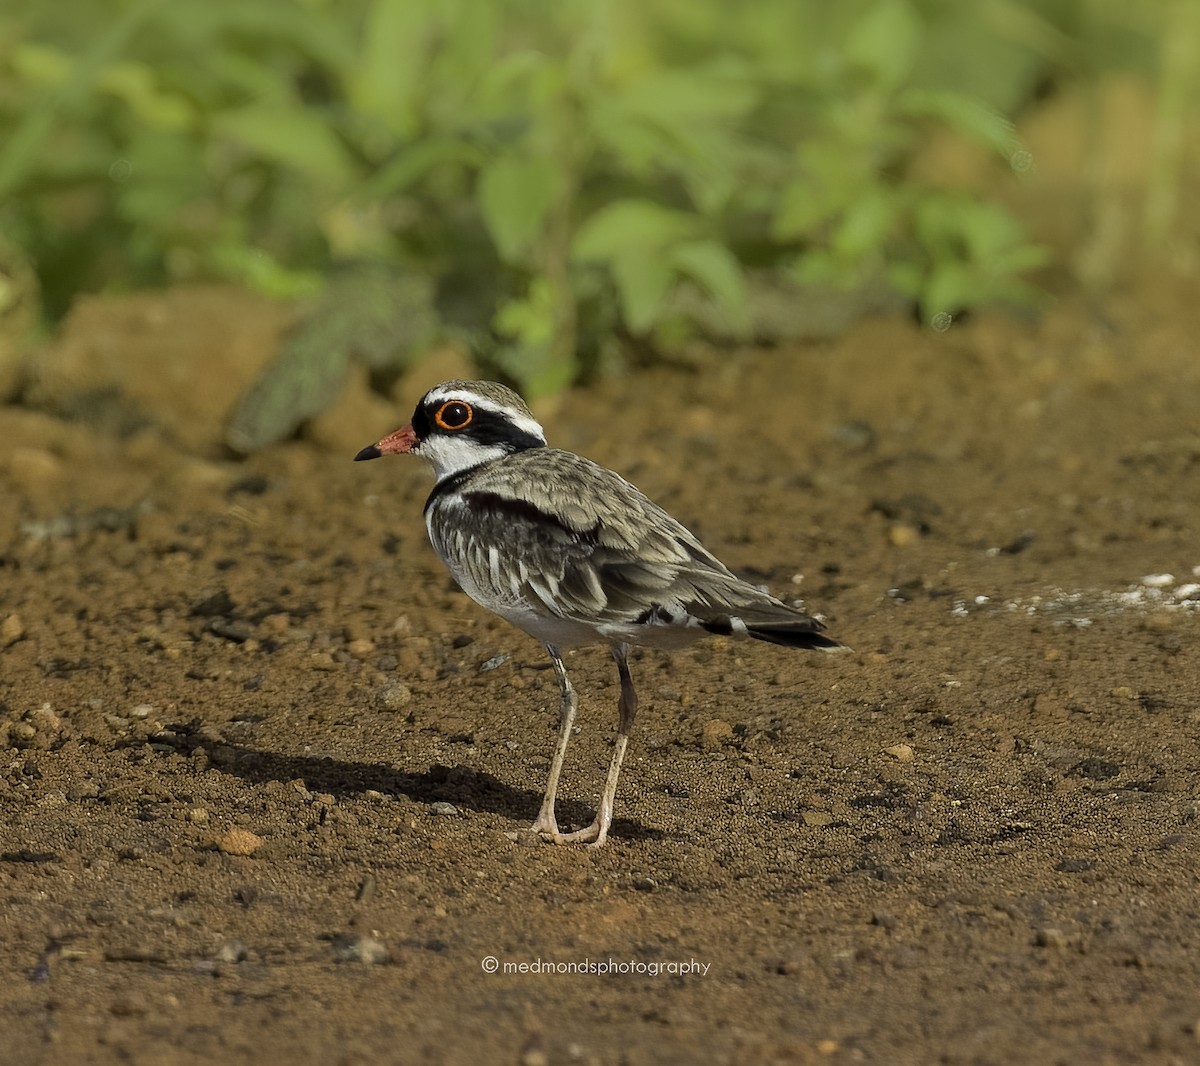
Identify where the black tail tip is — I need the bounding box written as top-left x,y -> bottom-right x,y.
354,444 -> 382,462
749,626 -> 844,651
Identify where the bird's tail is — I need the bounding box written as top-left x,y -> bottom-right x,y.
743,622 -> 843,650
696,608 -> 844,650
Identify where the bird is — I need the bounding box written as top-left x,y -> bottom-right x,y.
355,379 -> 843,846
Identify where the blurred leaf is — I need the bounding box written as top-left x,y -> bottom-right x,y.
831,189 -> 897,260
898,88 -> 1020,158
495,275 -> 556,348
209,245 -> 323,301
359,138 -> 486,199
226,264 -> 437,452
493,275 -> 574,398
669,240 -> 748,334
846,0 -> 921,89
618,65 -> 759,122
572,200 -> 699,261
214,104 -> 356,187
478,154 -> 563,262
610,251 -> 675,333
349,0 -> 438,136
10,42 -> 74,86
97,61 -> 193,128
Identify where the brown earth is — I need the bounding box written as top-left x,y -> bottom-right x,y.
1,275 -> 1199,1066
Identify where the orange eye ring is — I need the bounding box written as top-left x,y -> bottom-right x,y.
434,400 -> 473,431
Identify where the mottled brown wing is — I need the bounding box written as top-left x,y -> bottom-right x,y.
432,450 -> 831,645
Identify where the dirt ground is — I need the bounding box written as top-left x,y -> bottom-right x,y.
1,270 -> 1199,1066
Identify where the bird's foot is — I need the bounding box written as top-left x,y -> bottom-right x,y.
536,813 -> 610,848
529,810 -> 560,838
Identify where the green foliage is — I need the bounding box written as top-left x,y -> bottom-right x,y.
0,0 -> 1175,400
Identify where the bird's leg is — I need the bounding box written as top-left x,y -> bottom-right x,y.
530,644 -> 576,838
556,643 -> 639,847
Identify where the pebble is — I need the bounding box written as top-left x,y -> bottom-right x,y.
346,638 -> 375,660
885,743 -> 914,763
429,801 -> 460,817
801,810 -> 834,827
1034,927 -> 1068,949
67,780 -> 101,801
701,719 -> 733,750
1141,573 -> 1174,588
216,941 -> 248,963
373,682 -> 412,712
213,827 -> 264,856
28,703 -> 62,732
508,828 -> 542,848
478,653 -> 510,673
8,721 -> 37,747
1,613 -> 24,647
332,934 -> 389,965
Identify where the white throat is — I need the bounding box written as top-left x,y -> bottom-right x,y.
417,434 -> 508,482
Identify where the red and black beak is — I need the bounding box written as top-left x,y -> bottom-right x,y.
354,423 -> 419,461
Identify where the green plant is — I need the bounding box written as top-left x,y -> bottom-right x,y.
0,0 -> 1178,411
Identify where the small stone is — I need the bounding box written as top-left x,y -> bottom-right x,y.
188,808 -> 209,825
631,876 -> 657,892
801,810 -> 834,827
702,719 -> 733,750
1141,573 -> 1174,588
67,780 -> 101,801
8,721 -> 36,748
506,828 -> 542,848
478,653 -> 510,673
885,743 -> 914,763
373,682 -> 412,712
429,801 -> 460,817
1035,927 -> 1068,949
27,704 -> 62,734
888,523 -> 919,547
520,1033 -> 549,1066
346,638 -> 375,660
1,613 -> 24,647
332,934 -> 389,965
214,827 -> 264,856
1110,686 -> 1135,699
216,941 -> 248,964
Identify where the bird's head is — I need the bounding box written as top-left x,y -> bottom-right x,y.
354,380 -> 547,482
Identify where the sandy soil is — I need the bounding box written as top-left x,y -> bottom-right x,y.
1,275 -> 1198,1066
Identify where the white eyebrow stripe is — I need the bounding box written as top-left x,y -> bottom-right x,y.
424,388 -> 546,441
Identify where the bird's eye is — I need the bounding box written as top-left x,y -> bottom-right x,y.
434,401 -> 473,431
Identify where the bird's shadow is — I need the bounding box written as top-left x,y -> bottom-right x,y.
158,721 -> 657,842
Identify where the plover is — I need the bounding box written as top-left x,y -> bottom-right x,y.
356,380 -> 842,846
